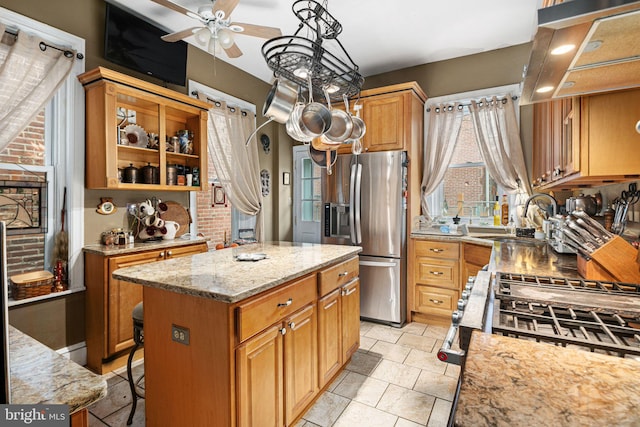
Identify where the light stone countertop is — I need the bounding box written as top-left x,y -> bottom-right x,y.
112,241 -> 362,303
9,326 -> 107,412
454,331 -> 640,427
83,235 -> 207,256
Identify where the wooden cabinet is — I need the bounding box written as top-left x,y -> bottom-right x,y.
461,243 -> 492,285
236,303 -> 317,427
83,241 -> 208,374
338,82 -> 427,154
317,277 -> 360,388
532,97 -> 580,188
235,273 -> 324,427
409,239 -> 492,323
411,240 -> 460,323
236,324 -> 284,427
78,67 -> 209,191
533,88 -> 640,190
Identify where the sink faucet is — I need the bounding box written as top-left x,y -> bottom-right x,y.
523,193 -> 558,219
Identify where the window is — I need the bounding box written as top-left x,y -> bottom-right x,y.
300,157 -> 322,223
187,80 -> 258,245
426,84 -> 520,224
1,7 -> 85,302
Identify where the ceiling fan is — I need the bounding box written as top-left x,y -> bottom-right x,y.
152,0 -> 282,58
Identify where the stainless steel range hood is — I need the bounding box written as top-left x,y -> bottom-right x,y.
521,0 -> 640,105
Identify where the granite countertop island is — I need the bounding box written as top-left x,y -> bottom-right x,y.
113,241 -> 362,302
9,326 -> 107,412
454,331 -> 640,427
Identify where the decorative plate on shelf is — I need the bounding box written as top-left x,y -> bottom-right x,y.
123,124 -> 148,148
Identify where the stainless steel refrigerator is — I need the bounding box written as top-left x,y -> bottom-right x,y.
321,151 -> 407,327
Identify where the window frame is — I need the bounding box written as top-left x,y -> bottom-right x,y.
424,84 -> 520,223
1,7 -> 86,304
187,80 -> 258,241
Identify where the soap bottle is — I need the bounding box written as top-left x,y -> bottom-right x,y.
493,196 -> 501,226
501,195 -> 509,226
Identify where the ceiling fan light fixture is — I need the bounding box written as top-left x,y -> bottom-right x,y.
216,28 -> 235,49
195,27 -> 212,46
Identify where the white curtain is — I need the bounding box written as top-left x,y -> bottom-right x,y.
420,103 -> 464,220
200,97 -> 264,242
0,24 -> 76,150
469,96 -> 531,196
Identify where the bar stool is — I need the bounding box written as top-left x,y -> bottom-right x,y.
127,302 -> 144,425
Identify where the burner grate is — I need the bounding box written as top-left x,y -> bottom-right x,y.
493,273 -> 640,358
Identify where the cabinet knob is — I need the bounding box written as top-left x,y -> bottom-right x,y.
280,327 -> 287,335
277,298 -> 293,308
429,299 -> 444,305
289,321 -> 296,330
338,271 -> 348,277
553,167 -> 564,177
166,250 -> 173,257
430,248 -> 444,253
429,271 -> 444,276
159,251 -> 165,258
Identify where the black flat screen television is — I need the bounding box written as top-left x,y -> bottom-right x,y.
104,3 -> 188,86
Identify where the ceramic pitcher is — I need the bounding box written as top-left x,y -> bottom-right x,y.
163,221 -> 180,240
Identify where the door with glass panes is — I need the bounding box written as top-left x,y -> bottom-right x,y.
293,145 -> 321,243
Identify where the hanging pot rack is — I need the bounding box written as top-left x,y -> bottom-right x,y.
261,0 -> 364,102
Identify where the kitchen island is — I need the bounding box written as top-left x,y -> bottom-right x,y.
113,241 -> 362,427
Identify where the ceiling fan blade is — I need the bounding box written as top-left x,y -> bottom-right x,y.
161,27 -> 202,42
214,0 -> 240,19
151,0 -> 194,17
230,22 -> 282,39
224,42 -> 243,59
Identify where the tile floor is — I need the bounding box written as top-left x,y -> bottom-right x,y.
87,320 -> 460,426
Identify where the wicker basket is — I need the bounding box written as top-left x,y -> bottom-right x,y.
10,270 -> 54,300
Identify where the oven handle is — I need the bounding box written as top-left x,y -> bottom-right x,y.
437,310 -> 466,365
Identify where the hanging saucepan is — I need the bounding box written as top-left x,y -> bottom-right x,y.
309,143 -> 337,172
286,102 -> 313,143
321,88 -> 353,145
262,78 -> 298,124
347,98 -> 367,142
299,75 -> 332,138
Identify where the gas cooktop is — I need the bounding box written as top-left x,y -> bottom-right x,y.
492,272 -> 640,358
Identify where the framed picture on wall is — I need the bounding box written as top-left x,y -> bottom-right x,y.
212,184 -> 226,206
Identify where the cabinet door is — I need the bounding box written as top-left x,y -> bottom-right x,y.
341,279 -> 360,362
361,92 -> 406,152
461,244 -> 492,285
107,251 -> 165,354
584,88 -> 640,176
284,304 -> 318,426
532,101 -> 553,187
236,324 -> 284,427
317,289 -> 342,388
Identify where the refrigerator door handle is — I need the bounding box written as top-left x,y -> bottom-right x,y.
349,163 -> 357,244
354,163 -> 362,245
360,260 -> 398,268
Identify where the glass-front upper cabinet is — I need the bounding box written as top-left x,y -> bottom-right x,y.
78,67 -> 209,191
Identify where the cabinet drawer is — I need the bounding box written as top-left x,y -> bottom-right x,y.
415,258 -> 458,288
415,240 -> 459,259
414,285 -> 458,318
237,274 -> 317,343
318,257 -> 359,296
165,242 -> 208,259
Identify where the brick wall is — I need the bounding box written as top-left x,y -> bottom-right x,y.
0,111 -> 47,278
195,154 -> 232,248
442,115 -> 495,215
